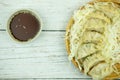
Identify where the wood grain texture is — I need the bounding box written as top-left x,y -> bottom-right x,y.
0,0 -> 90,30
0,31 -> 91,79
0,0 -> 92,79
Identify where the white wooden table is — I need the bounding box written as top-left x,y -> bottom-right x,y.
0,0 -> 92,79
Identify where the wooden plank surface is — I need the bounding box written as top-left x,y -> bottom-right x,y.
0,0 -> 92,79
0,31 -> 91,79
0,0 -> 90,30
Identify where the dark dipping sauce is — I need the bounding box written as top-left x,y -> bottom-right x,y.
10,12 -> 40,41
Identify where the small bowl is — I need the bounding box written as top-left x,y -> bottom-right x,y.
7,9 -> 42,43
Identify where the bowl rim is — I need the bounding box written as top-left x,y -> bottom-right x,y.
7,9 -> 43,43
